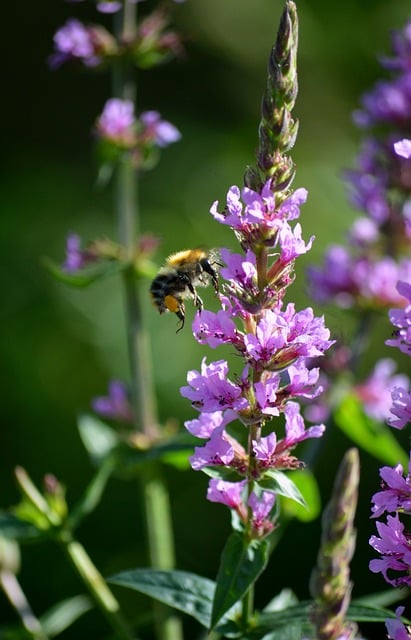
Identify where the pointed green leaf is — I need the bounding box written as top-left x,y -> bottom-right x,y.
211,532 -> 269,629
77,414 -> 120,464
109,568 -> 215,628
334,394 -> 408,467
0,512 -> 43,541
246,602 -> 313,638
40,595 -> 93,637
44,257 -> 128,288
259,470 -> 306,507
347,603 -> 409,623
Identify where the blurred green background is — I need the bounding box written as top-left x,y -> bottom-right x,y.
1,0 -> 410,637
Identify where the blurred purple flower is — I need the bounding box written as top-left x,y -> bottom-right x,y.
394,138 -> 411,159
140,111 -> 181,148
63,233 -> 97,272
96,98 -> 136,145
92,380 -> 133,423
354,358 -> 409,422
50,19 -> 104,68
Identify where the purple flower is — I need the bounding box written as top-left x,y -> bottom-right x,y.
207,478 -> 247,510
279,401 -> 325,449
371,459 -> 411,518
192,309 -> 239,349
180,359 -> 249,414
369,514 -> 411,587
210,180 -> 308,244
184,410 -> 236,439
385,607 -> 411,640
354,358 -> 410,422
248,491 -> 276,537
394,138 -> 411,159
92,380 -> 133,423
140,111 -> 181,148
50,19 -> 104,68
189,426 -> 235,470
388,386 -> 411,430
63,233 -> 97,272
96,98 -> 136,145
386,281 -> 411,357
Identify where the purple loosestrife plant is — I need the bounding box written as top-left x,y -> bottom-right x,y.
174,2 -> 334,632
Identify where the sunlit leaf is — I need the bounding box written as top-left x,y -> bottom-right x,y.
280,470 -> 321,521
259,470 -> 306,508
334,395 -> 408,467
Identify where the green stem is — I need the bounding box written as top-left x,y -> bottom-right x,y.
112,4 -> 183,639
62,536 -> 134,640
241,585 -> 254,632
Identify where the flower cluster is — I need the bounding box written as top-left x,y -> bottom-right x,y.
50,9 -> 183,71
95,99 -> 181,167
369,258 -> 411,631
181,177 -> 333,538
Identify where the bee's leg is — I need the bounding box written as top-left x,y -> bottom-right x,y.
202,262 -> 219,293
194,293 -> 204,312
176,303 -> 185,333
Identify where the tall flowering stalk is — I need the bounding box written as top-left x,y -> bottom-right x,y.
178,1 -> 333,629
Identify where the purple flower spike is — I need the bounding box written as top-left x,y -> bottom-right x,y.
385,607 -> 411,640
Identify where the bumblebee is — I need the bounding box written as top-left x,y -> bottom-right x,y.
150,249 -> 220,331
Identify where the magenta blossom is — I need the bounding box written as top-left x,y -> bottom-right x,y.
369,514 -> 411,588
371,460 -> 411,519
385,607 -> 411,640
63,233 -> 97,272
388,387 -> 411,430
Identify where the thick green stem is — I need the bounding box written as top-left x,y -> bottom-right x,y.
63,537 -> 134,640
112,4 -> 183,639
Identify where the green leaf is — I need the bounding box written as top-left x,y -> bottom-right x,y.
259,470 -> 306,508
69,457 -> 116,529
109,568 -> 215,629
77,414 -> 120,465
0,512 -> 43,542
40,595 -> 93,637
334,394 -> 408,467
246,602 -> 313,639
211,532 -> 269,630
353,587 -> 411,608
347,603 -> 409,623
43,257 -> 128,288
280,470 -> 321,522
